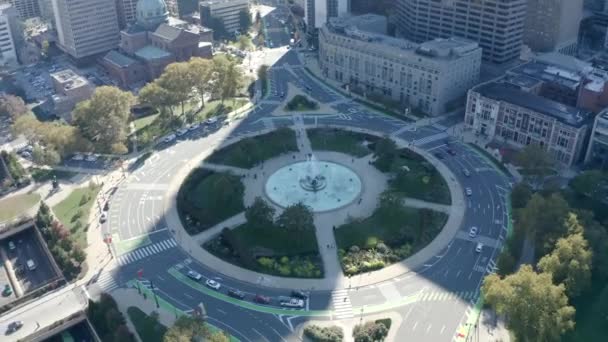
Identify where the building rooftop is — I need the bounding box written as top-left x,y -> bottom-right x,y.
475,81 -> 590,128
50,69 -> 89,90
104,50 -> 138,68
504,74 -> 543,89
135,45 -> 172,60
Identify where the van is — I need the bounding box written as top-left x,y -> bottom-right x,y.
26,259 -> 36,271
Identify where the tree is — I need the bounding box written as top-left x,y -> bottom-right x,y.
576,209 -> 608,281
517,193 -> 570,255
513,144 -> 555,188
189,58 -> 213,111
373,136 -> 397,172
570,170 -> 608,201
237,35 -> 252,51
156,62 -> 196,117
163,315 -> 210,342
245,197 -> 275,229
353,321 -> 389,342
538,230 -> 592,298
139,82 -> 175,117
73,86 -> 134,154
211,55 -> 244,104
276,202 -> 314,232
0,94 -> 28,120
483,265 -> 575,342
239,8 -> 252,32
511,183 -> 532,209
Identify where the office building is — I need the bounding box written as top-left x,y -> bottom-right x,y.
115,0 -> 138,28
396,0 -> 527,64
0,3 -> 18,66
50,68 -> 94,121
524,0 -> 583,55
319,14 -> 481,116
584,108 -> 608,167
5,0 -> 39,19
464,79 -> 591,167
199,0 -> 248,34
305,0 -> 349,30
51,0 -> 120,60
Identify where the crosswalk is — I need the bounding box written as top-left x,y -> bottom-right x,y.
432,122 -> 448,131
331,289 -> 354,319
97,272 -> 119,293
414,132 -> 449,146
117,238 -> 177,266
418,290 -> 477,302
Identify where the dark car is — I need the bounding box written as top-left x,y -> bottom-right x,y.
254,294 -> 271,304
291,290 -> 308,299
6,321 -> 23,335
447,148 -> 457,156
228,289 -> 246,300
434,152 -> 444,159
103,201 -> 110,211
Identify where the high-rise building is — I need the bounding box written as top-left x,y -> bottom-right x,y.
0,3 -> 18,66
199,0 -> 248,34
396,0 -> 527,64
51,0 -> 120,60
5,0 -> 40,19
305,0 -> 349,31
115,0 -> 138,28
524,0 -> 583,55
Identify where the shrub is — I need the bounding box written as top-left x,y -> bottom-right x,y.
304,325 -> 344,342
353,321 -> 389,342
79,194 -> 89,206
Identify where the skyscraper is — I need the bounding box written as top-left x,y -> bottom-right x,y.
0,3 -> 18,66
305,0 -> 349,31
51,0 -> 120,60
524,0 -> 583,55
115,0 -> 138,28
6,0 -> 40,19
396,0 -> 527,64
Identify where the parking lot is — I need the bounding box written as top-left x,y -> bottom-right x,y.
0,259 -> 16,307
2,227 -> 59,293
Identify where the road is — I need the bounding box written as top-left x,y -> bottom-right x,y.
88,4 -> 511,341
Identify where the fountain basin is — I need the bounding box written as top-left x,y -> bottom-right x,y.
265,161 -> 362,212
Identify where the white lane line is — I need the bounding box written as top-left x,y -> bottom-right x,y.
426,324 -> 432,334
251,329 -> 269,342
456,270 -> 462,278
217,309 -> 227,315
440,325 -> 445,334
412,321 -> 418,331
183,293 -> 194,299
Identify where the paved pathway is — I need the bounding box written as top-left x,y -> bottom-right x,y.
198,163 -> 249,176
402,198 -> 451,214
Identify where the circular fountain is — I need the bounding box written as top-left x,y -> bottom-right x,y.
264,156 -> 362,212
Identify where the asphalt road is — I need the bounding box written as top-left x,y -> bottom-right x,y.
90,5 -> 511,341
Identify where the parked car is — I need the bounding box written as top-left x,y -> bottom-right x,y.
72,153 -> 84,161
475,242 -> 483,253
205,279 -> 221,290
100,212 -> 108,223
205,117 -> 217,125
103,201 -> 110,211
254,294 -> 271,304
463,169 -> 471,177
8,241 -> 15,251
85,154 -> 98,162
447,148 -> 456,156
280,298 -> 304,308
2,284 -> 12,297
228,289 -> 246,299
187,271 -> 202,281
188,123 -> 200,131
291,290 -> 308,299
26,259 -> 36,271
176,128 -> 189,137
6,321 -> 23,334
162,134 -> 176,143
465,188 -> 472,196
469,226 -> 478,238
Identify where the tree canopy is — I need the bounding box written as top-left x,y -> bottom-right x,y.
245,196 -> 275,229
483,265 -> 575,342
516,193 -> 569,255
276,202 -> 314,232
0,94 -> 28,121
163,315 -> 228,342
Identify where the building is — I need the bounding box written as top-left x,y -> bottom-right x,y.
199,0 -> 248,34
49,68 -> 94,121
51,0 -> 120,60
464,80 -> 591,167
305,0 -> 349,31
319,14 -> 482,116
175,0 -> 198,17
6,0 -> 40,19
584,108 -> 608,167
102,0 -> 212,88
0,4 -> 18,66
524,0 -> 583,55
115,0 -> 138,28
396,0 -> 527,64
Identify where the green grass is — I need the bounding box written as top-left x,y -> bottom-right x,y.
28,168 -> 76,183
194,98 -> 250,122
0,193 -> 40,222
52,185 -> 101,248
132,114 -> 159,132
389,153 -> 451,205
230,224 -> 318,255
563,281 -> 608,342
127,307 -> 167,342
206,128 -> 298,168
335,206 -> 447,250
307,128 -> 375,157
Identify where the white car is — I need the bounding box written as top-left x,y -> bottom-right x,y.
205,117 -> 218,125
85,154 -> 98,162
176,128 -> 189,137
475,242 -> 483,253
205,279 -> 221,290
188,123 -> 200,131
187,271 -> 202,281
8,241 -> 15,251
465,188 -> 472,196
280,298 -> 304,308
469,226 -> 478,238
72,154 -> 84,161
162,134 -> 176,143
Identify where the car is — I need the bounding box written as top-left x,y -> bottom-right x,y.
20,151 -> 31,159
100,212 -> 108,223
254,294 -> 271,304
6,321 -> 23,334
434,152 -> 444,159
187,270 -> 202,281
85,154 -> 98,162
8,241 -> 15,251
469,226 -> 478,238
72,153 -> 84,161
2,284 -> 12,297
205,117 -> 218,125
280,298 -> 304,308
465,187 -> 472,196
176,128 -> 189,137
463,169 -> 471,177
103,201 -> 110,211
447,148 -> 456,156
280,92 -> 285,98
228,289 -> 246,299
291,290 -> 308,299
162,134 -> 176,143
188,123 -> 200,131
475,242 -> 483,253
205,279 -> 221,290
26,259 -> 36,271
